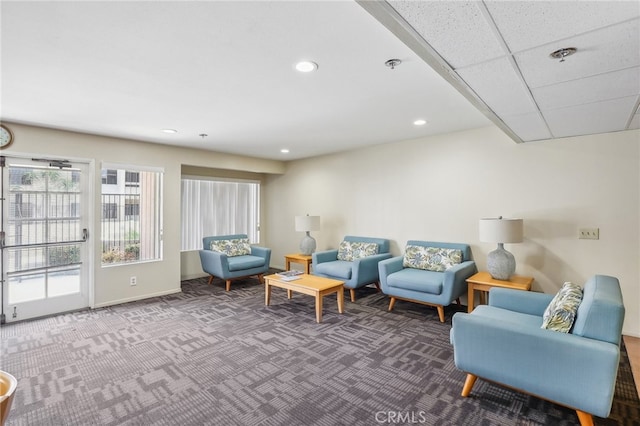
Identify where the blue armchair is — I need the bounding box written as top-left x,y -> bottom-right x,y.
312,236 -> 392,302
199,234 -> 271,291
450,275 -> 625,425
378,241 -> 477,322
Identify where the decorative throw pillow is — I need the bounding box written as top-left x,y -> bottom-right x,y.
541,282 -> 583,333
402,246 -> 463,272
336,241 -> 379,261
210,238 -> 251,257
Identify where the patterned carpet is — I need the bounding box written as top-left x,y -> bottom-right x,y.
1,272 -> 639,426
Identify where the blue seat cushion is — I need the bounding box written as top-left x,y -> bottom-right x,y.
227,255 -> 265,271
470,305 -> 544,328
315,260 -> 353,280
387,268 -> 443,294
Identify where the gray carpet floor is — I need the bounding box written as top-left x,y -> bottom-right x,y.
1,273 -> 638,425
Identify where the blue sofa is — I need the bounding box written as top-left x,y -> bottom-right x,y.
450,275 -> 625,425
199,234 -> 271,291
378,241 -> 477,322
312,236 -> 392,302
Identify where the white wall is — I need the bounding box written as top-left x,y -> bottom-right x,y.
264,126 -> 640,337
3,123 -> 284,308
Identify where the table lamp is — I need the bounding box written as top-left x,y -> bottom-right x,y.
295,214 -> 320,255
479,216 -> 523,280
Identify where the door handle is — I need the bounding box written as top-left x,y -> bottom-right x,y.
82,228 -> 89,241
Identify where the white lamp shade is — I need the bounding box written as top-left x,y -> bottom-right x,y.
479,218 -> 523,243
295,215 -> 320,232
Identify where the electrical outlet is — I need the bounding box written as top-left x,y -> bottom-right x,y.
130,276 -> 137,286
579,228 -> 599,240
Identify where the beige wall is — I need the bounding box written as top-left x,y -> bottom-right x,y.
3,122 -> 638,337
264,126 -> 640,337
2,123 -> 283,308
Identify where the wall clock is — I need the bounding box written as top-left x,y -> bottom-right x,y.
0,124 -> 14,149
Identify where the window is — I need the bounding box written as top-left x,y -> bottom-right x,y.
101,164 -> 163,265
181,177 -> 260,251
101,169 -> 117,185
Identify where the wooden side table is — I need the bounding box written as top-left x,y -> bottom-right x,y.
466,271 -> 533,313
284,253 -> 312,274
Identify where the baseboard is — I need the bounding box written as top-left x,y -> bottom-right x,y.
181,272 -> 208,281
93,288 -> 182,309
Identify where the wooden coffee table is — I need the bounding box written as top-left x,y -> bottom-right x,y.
264,274 -> 344,323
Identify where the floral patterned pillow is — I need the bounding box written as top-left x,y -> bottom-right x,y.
402,246 -> 462,272
210,238 -> 251,257
541,282 -> 583,333
337,241 -> 379,261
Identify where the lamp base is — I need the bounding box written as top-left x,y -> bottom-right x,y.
300,232 -> 317,256
487,243 -> 516,280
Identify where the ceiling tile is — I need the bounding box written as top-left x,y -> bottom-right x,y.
532,67 -> 640,110
543,96 -> 638,138
388,0 -> 504,68
457,57 -> 537,116
516,19 -> 640,88
485,0 -> 640,52
501,112 -> 552,142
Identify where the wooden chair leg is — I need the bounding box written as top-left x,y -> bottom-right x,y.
437,305 -> 445,323
350,289 -> 356,303
257,274 -> 264,284
461,374 -> 477,397
225,280 -> 232,291
456,298 -> 461,306
388,297 -> 396,311
208,275 -> 214,285
373,282 -> 381,292
576,411 -> 594,426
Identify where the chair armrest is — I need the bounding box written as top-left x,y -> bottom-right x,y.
489,288 -> 553,316
352,253 -> 393,284
451,312 -> 620,417
442,260 -> 477,300
198,250 -> 229,277
250,245 -> 271,260
313,250 -> 338,265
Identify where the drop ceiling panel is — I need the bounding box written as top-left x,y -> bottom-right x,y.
500,112 -> 551,142
543,96 -> 638,138
388,1 -> 504,69
485,1 -> 640,52
532,67 -> 640,110
516,20 -> 640,89
457,56 -> 537,116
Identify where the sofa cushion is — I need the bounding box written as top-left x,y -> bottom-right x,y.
541,282 -> 583,333
227,255 -> 265,271
336,241 -> 379,261
210,238 -> 251,257
402,245 -> 462,272
387,268 -> 443,294
314,260 -> 353,280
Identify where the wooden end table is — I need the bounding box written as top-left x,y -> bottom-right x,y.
466,271 -> 533,313
264,274 -> 344,323
284,253 -> 312,274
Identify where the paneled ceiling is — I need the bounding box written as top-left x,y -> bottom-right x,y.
1,1 -> 638,161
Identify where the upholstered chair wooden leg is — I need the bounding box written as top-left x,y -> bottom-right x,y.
373,282 -> 381,292
208,275 -> 214,285
225,280 -> 232,291
576,411 -> 594,426
388,297 -> 396,311
456,298 -> 461,305
437,306 -> 445,323
350,289 -> 356,303
257,274 -> 264,284
461,374 -> 477,397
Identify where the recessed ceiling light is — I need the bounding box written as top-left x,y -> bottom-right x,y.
161,128 -> 178,134
413,119 -> 427,126
280,149 -> 290,154
295,61 -> 318,73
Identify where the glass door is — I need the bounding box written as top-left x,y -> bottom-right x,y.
1,157 -> 90,323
